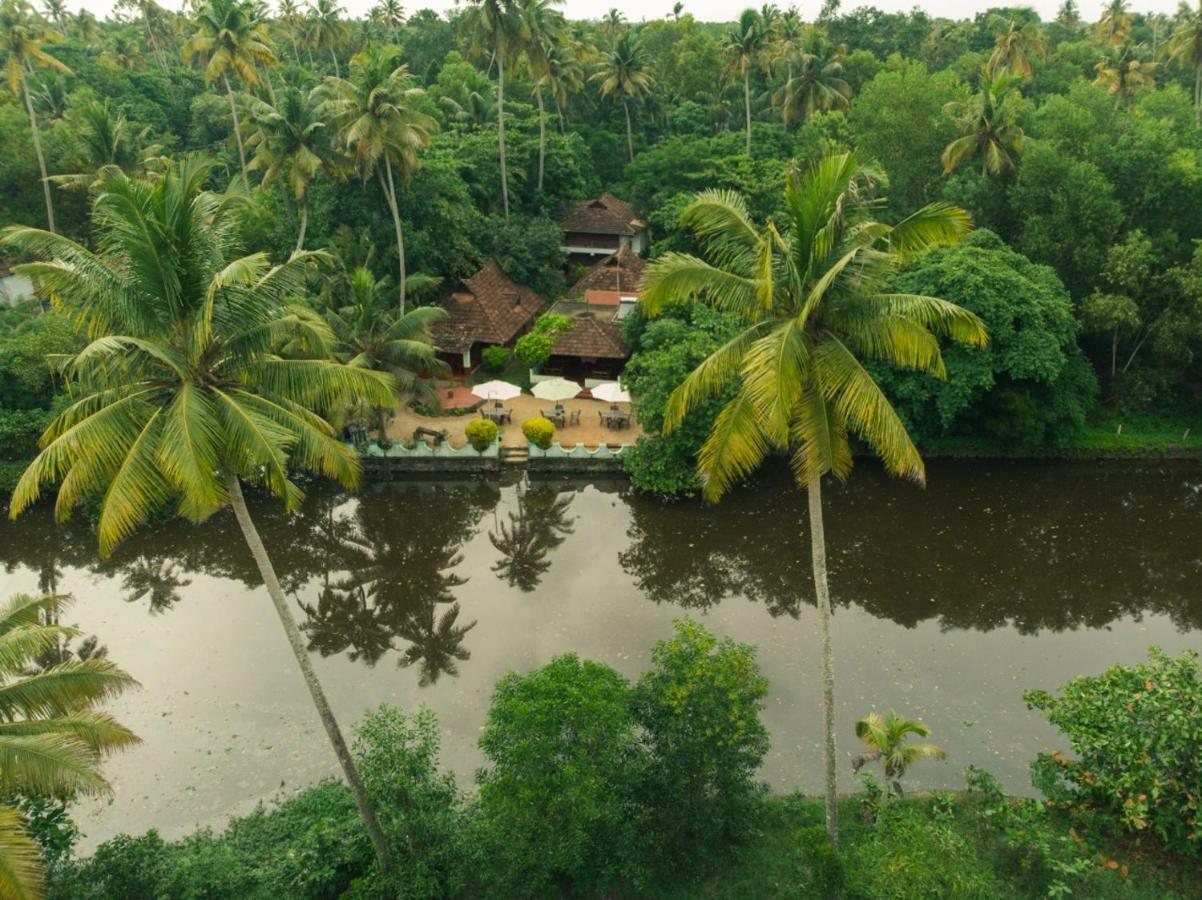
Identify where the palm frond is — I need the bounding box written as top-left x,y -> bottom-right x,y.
697,390 -> 771,503
0,805 -> 43,900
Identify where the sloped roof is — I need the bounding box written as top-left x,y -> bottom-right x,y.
550,314 -> 628,360
568,245 -> 647,298
560,192 -> 646,236
432,260 -> 548,353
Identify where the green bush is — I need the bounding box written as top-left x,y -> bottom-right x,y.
464,417 -> 498,451
1024,647 -> 1202,855
472,654 -> 641,896
520,416 -> 554,449
480,345 -> 511,372
633,619 -> 769,867
514,313 -> 574,369
353,706 -> 472,897
842,802 -> 1000,899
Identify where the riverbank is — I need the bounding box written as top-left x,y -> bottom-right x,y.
49,784 -> 1202,899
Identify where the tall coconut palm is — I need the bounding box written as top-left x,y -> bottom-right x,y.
370,0 -> 404,37
318,46 -> 438,311
320,265 -> 448,435
51,97 -> 164,191
591,30 -> 654,162
1095,42 -> 1157,108
1168,0 -> 1202,126
544,38 -> 584,132
2,158 -> 398,874
851,710 -> 946,796
1097,0 -> 1130,47
987,14 -> 1046,78
182,0 -> 278,190
306,0 -> 348,76
723,8 -> 766,156
776,36 -> 850,126
0,593 -> 139,899
769,7 -> 807,83
462,0 -> 521,218
247,86 -> 346,251
942,68 -> 1026,175
116,0 -> 171,72
519,0 -> 565,192
1,0 -> 71,234
640,152 -> 986,843
276,0 -> 304,63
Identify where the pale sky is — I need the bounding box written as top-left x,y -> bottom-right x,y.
62,0 -> 1187,26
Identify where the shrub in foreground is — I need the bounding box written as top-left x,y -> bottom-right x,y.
521,416 -> 555,449
1024,647 -> 1202,855
464,417 -> 498,451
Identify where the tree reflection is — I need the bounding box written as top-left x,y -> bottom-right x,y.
118,555 -> 193,614
295,481 -> 499,682
489,483 -> 575,592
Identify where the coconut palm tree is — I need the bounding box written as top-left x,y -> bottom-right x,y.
1168,0 -> 1202,126
639,151 -> 986,843
591,30 -> 654,162
519,0 -> 565,192
116,0 -> 171,72
182,0 -> 278,190
318,46 -> 438,311
1097,0 -> 1130,47
51,97 -> 164,191
769,7 -> 806,83
1,0 -> 71,233
370,0 -> 404,37
0,593 -> 139,899
396,601 -> 475,686
851,711 -> 946,796
461,0 -> 521,218
544,38 -> 584,132
723,8 -> 766,155
306,0 -> 348,76
246,86 -> 346,251
942,68 -> 1026,175
276,0 -> 304,63
600,7 -> 624,38
987,14 -> 1046,78
776,35 -> 850,125
1094,42 -> 1157,108
2,158 -> 398,874
319,265 -> 448,435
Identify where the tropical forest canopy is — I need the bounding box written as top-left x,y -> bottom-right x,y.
1,0 -> 1201,482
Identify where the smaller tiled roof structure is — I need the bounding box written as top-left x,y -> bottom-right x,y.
560,192 -> 646,237
550,314 -> 628,360
432,260 -> 548,353
568,245 -> 647,299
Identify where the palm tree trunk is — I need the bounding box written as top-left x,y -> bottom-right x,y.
262,64 -> 278,105
497,46 -> 510,219
225,475 -> 394,874
536,87 -> 546,192
554,93 -> 566,133
744,67 -> 753,156
1111,328 -> 1118,377
222,73 -> 249,191
623,100 -> 634,162
22,77 -> 55,234
329,46 -> 340,78
382,159 -> 407,314
807,473 -> 838,845
295,195 -> 309,254
1195,64 -> 1201,128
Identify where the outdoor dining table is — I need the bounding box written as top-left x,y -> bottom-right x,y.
603,411 -> 630,430
482,407 -> 511,424
544,407 -> 566,427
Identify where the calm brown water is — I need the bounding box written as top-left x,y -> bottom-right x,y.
1,460 -> 1199,850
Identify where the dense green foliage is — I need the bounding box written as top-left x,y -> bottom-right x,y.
46,628 -> 1202,898
1025,647 -> 1202,856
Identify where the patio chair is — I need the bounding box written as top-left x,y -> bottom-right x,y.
569,409 -> 580,426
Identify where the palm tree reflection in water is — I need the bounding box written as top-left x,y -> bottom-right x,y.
489,482 -> 575,592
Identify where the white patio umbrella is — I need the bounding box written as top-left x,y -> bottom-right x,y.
590,381 -> 631,403
531,378 -> 582,402
471,379 -> 522,401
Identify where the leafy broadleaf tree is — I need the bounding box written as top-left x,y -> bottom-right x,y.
1,159 -> 399,874
640,151 -> 986,842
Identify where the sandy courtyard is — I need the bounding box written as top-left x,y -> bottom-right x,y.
386,391 -> 643,449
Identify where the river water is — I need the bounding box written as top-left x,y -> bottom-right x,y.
1,460 -> 1199,850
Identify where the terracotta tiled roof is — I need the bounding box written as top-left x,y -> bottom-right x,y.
568,245 -> 646,299
551,314 -> 628,360
560,192 -> 645,236
432,261 -> 548,353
